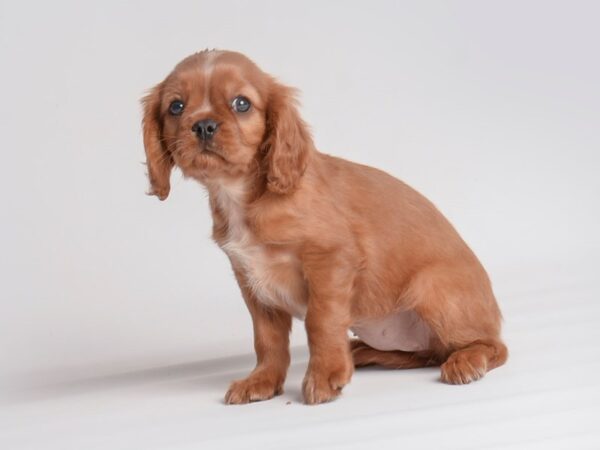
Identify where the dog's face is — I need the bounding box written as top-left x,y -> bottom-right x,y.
142,50 -> 313,200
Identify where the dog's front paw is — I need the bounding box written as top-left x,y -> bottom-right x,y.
302,361 -> 353,405
224,371 -> 284,405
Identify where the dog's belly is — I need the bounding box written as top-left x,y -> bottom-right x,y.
228,238 -> 430,349
351,310 -> 431,352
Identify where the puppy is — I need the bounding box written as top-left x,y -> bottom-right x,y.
141,50 -> 507,405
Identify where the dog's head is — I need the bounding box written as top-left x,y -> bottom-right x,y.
141,50 -> 313,200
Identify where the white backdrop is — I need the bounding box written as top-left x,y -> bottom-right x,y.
1,0 -> 599,390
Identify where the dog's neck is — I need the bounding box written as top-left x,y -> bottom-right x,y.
205,176 -> 255,245
207,177 -> 248,204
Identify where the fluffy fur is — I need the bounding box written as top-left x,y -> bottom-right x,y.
141,50 -> 507,405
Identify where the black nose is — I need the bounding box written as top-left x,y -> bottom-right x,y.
192,119 -> 219,140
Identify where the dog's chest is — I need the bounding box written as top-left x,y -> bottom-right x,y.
213,184 -> 306,318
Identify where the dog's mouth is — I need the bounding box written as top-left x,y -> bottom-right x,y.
200,142 -> 227,162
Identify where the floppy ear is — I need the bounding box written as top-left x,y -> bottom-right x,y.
141,83 -> 173,201
261,82 -> 313,194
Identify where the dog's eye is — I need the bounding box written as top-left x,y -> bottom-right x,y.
231,96 -> 251,113
169,100 -> 185,116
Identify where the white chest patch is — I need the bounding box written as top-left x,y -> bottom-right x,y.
214,181 -> 306,319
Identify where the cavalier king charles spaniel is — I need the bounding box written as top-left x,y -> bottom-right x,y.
141,50 -> 507,405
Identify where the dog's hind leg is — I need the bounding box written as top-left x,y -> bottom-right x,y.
350,339 -> 436,369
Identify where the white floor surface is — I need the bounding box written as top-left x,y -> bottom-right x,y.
2,268 -> 599,450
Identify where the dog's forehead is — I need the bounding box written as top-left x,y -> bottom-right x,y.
168,51 -> 266,90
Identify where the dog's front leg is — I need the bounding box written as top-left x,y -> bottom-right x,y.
224,269 -> 292,405
302,260 -> 354,404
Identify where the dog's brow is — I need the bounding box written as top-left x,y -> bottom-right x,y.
195,52 -> 223,112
